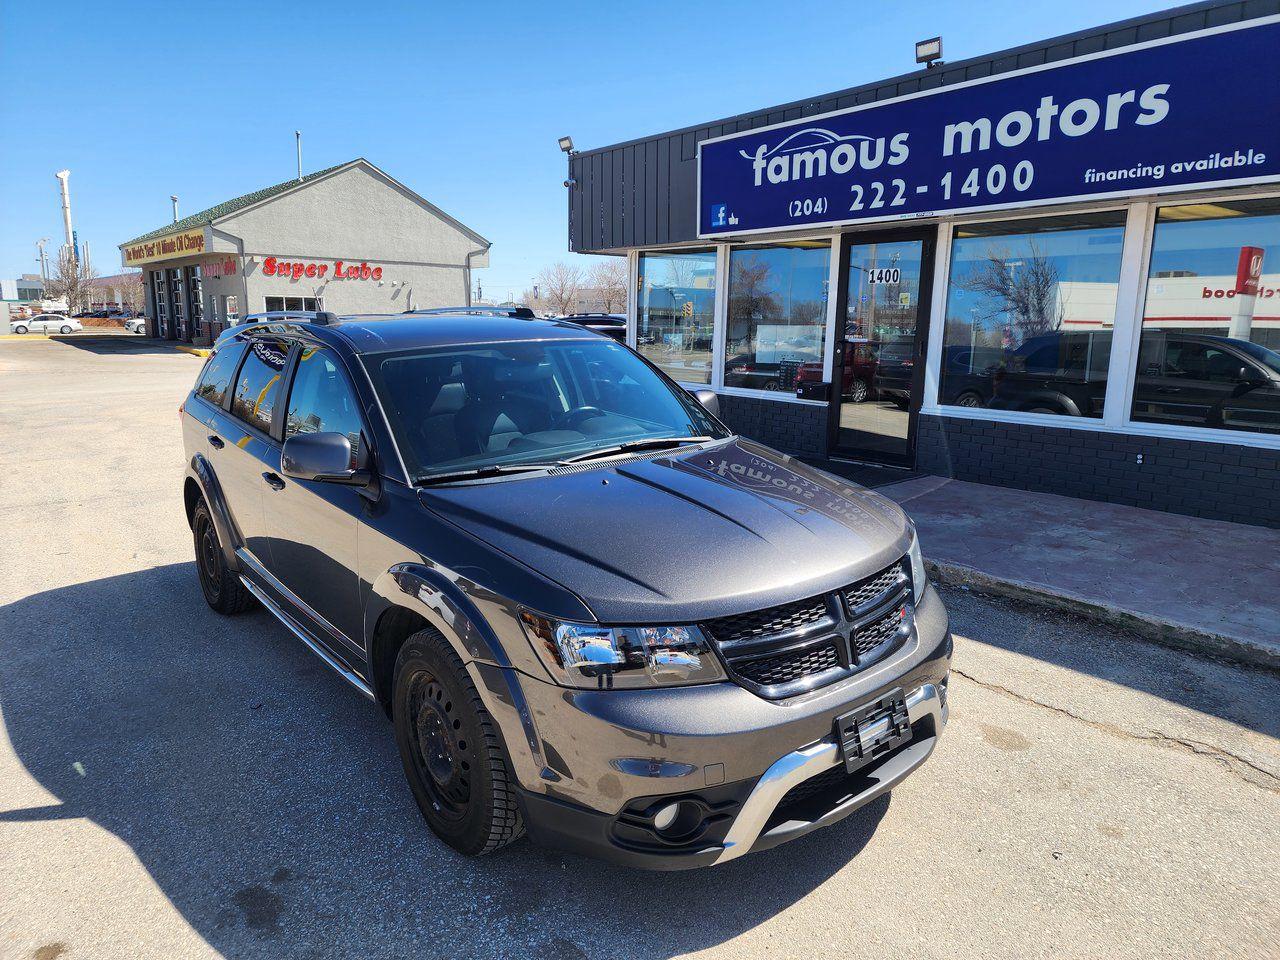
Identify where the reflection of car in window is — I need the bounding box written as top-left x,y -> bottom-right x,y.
871,341 -> 916,409
1133,333 -> 1280,433
988,331 -> 1112,418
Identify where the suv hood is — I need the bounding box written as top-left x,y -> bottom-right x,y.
418,439 -> 910,624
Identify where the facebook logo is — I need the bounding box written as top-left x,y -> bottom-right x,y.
710,203 -> 727,227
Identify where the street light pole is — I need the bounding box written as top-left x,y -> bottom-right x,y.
55,170 -> 74,265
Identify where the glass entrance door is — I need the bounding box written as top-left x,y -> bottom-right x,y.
831,232 -> 934,464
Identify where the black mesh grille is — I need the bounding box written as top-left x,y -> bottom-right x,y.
702,594 -> 828,646
701,557 -> 909,699
734,642 -> 841,686
854,605 -> 907,658
843,562 -> 907,612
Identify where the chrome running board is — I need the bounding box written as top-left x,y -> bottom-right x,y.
239,575 -> 376,701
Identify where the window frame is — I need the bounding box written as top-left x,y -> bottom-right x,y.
225,335 -> 298,440
918,190 -> 1280,451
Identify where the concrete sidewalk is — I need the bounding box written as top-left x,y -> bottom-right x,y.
879,476 -> 1280,670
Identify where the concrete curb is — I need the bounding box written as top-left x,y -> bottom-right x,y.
926,559 -> 1280,672
174,345 -> 210,358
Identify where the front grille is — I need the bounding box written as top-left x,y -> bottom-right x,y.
855,604 -> 907,658
701,559 -> 911,699
735,642 -> 841,686
843,564 -> 908,612
703,594 -> 828,646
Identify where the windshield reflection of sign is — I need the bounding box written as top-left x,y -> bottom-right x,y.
684,444 -> 895,537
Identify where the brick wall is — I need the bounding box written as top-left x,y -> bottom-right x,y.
916,414 -> 1280,528
717,394 -> 828,457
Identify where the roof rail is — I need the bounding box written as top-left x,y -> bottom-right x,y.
405,306 -> 537,319
238,310 -> 340,326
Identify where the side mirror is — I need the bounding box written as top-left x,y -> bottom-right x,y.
691,388 -> 721,418
281,432 -> 369,485
1238,366 -> 1268,386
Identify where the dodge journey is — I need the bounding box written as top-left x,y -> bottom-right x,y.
180,310 -> 951,868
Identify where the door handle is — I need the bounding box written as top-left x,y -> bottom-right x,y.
262,472 -> 286,491
1157,387 -> 1183,394
207,435 -> 225,449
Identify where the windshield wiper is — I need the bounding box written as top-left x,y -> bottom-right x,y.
558,436 -> 715,465
415,462 -> 557,485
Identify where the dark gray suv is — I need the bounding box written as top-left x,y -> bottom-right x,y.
181,312 -> 951,868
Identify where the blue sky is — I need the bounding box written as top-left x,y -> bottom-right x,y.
0,0 -> 1174,298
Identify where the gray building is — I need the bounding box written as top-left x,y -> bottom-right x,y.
119,159 -> 489,343
566,1 -> 1280,528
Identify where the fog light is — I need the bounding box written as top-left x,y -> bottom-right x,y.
653,803 -> 679,832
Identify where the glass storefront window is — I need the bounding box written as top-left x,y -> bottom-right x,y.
1131,198 -> 1280,436
725,241 -> 830,393
940,212 -> 1126,418
636,250 -> 716,384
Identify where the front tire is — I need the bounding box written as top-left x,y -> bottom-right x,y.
192,500 -> 254,614
13,325 -> 27,335
60,325 -> 73,334
393,630 -> 523,856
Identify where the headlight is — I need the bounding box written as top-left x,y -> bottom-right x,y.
907,523 -> 927,605
519,612 -> 726,689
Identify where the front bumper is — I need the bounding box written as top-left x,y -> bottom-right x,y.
497,584 -> 952,869
518,677 -> 947,869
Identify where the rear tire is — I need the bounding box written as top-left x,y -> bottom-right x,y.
60,325 -> 72,334
192,500 -> 254,614
392,630 -> 524,856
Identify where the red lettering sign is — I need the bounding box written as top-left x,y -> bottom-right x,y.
262,257 -> 383,282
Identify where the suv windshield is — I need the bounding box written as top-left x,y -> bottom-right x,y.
366,338 -> 730,481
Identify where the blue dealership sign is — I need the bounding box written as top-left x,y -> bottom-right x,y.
697,17 -> 1280,238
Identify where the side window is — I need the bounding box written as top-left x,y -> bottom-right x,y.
231,338 -> 291,433
284,348 -> 364,465
194,341 -> 246,408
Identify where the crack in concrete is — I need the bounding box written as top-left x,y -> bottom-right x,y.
952,668 -> 1280,794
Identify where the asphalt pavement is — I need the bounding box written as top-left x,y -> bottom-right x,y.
1,337 -> 1277,960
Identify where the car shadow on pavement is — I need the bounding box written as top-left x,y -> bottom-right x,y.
0,564 -> 889,960
44,336 -> 192,357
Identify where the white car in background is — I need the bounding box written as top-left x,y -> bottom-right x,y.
9,314 -> 81,335
123,316 -> 148,334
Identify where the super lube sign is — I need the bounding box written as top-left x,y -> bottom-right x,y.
697,17 -> 1280,237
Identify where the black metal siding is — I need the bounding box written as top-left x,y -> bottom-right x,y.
568,0 -> 1279,253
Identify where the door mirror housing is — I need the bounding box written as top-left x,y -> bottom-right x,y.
281,432 -> 369,485
691,388 -> 721,418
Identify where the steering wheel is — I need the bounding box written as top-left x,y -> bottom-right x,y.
555,406 -> 606,430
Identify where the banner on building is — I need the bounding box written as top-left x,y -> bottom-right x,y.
698,17 -> 1280,238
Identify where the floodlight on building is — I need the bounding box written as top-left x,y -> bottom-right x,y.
915,37 -> 943,68
558,135 -> 575,154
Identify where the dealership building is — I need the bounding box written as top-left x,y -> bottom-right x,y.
567,1 -> 1280,528
119,158 -> 489,344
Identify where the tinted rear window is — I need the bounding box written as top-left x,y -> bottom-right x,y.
194,341 -> 247,408
231,338 -> 291,433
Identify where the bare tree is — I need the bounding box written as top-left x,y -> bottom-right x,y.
44,248 -> 98,314
586,258 -> 628,313
955,241 -> 1063,342
534,262 -> 583,316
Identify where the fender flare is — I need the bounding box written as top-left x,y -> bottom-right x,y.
188,453 -> 242,572
367,563 -> 554,784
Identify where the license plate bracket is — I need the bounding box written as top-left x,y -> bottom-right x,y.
834,688 -> 912,774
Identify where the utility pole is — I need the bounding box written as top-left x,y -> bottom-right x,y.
35,238 -> 50,282
170,195 -> 179,222
296,131 -> 302,181
55,170 -> 75,265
